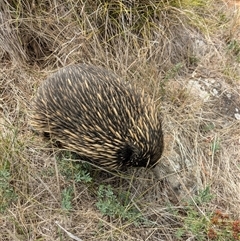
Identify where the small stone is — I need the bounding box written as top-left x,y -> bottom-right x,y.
234,113 -> 240,120
187,80 -> 209,101
209,78 -> 216,84
211,88 -> 218,96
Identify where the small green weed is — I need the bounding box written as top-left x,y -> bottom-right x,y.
57,152 -> 92,183
161,62 -> 183,97
176,186 -> 240,240
74,168 -> 92,183
96,185 -> 149,226
202,122 -> 215,132
211,138 -> 221,153
176,186 -> 214,241
61,186 -> 73,211
163,62 -> 183,82
182,209 -> 209,241
0,168 -> 17,212
194,186 -> 214,205
207,210 -> 240,240
58,152 -> 93,212
228,39 -> 240,63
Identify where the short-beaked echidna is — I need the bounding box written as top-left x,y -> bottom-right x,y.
30,64 -> 164,170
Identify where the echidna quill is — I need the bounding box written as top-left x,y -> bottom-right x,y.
30,64 -> 164,170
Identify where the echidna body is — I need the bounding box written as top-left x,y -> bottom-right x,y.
31,64 -> 164,170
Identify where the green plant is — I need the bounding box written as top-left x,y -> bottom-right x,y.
163,62 -> 184,82
202,122 -> 215,132
0,128 -> 19,213
74,168 -> 92,183
176,187 -> 240,240
0,168 -> 16,212
61,186 -> 73,211
211,138 -> 221,153
96,185 -> 148,226
161,62 -> 184,97
207,210 -> 240,240
228,39 -> 240,63
57,152 -> 92,183
175,186 -> 212,240
194,185 -> 214,205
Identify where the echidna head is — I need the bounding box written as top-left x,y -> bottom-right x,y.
117,143 -> 160,169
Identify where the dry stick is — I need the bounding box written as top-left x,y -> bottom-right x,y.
55,222 -> 84,241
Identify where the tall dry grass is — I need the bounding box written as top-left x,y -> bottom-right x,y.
0,0 -> 240,240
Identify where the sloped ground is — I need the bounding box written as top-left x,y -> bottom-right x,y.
1,1 -> 240,240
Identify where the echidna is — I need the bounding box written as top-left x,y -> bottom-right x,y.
30,64 -> 164,170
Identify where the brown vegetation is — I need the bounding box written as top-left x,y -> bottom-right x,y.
0,0 -> 240,240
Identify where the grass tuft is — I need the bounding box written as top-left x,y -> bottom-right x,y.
0,0 -> 240,240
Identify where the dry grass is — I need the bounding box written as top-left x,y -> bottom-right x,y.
1,0 -> 240,240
